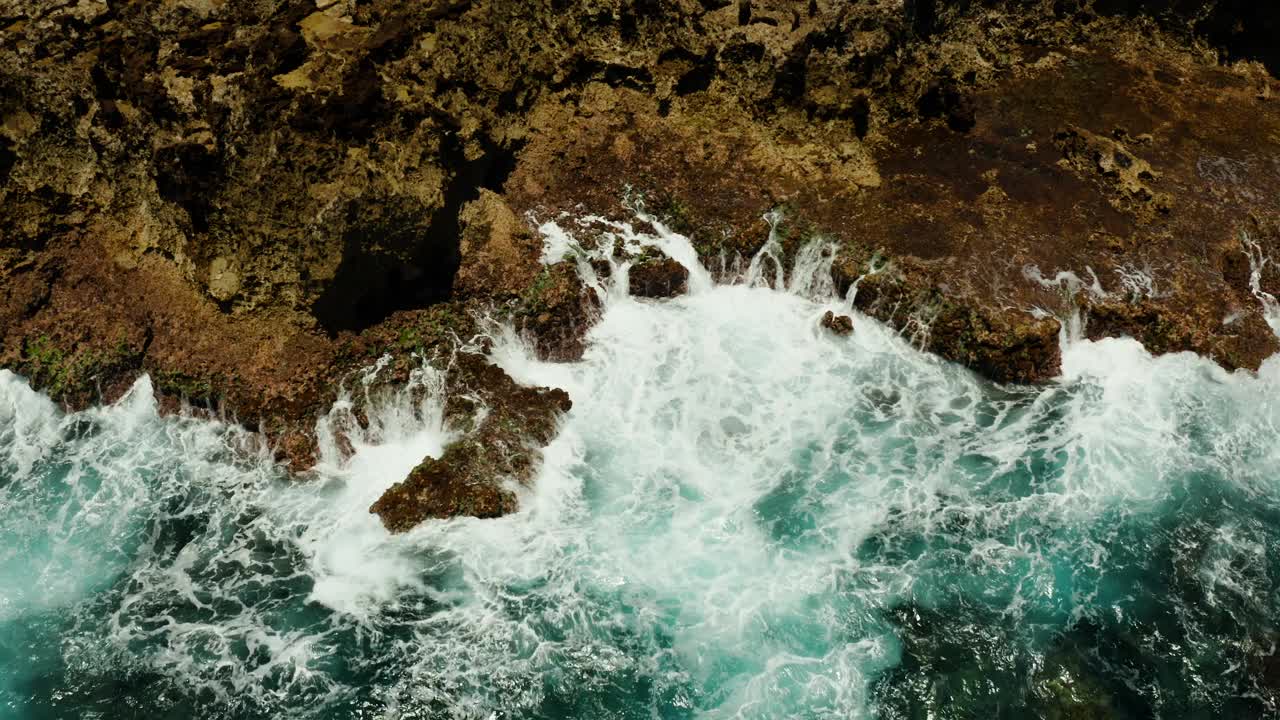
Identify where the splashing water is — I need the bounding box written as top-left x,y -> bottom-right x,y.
3,216 -> 1280,719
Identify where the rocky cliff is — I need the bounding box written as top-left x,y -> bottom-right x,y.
2,0 -> 1278,526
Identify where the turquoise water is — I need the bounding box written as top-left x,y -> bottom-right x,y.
2,220 -> 1279,719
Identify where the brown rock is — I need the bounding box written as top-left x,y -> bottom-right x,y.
454,190 -> 542,300
369,353 -> 572,532
821,310 -> 853,336
369,440 -> 520,527
629,257 -> 689,298
506,42 -> 1280,383
515,263 -> 601,362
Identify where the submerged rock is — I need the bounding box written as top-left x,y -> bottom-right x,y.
1030,651 -> 1119,720
875,604 -> 1124,720
369,353 -> 571,531
873,603 -> 1031,719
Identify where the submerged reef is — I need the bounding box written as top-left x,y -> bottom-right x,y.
2,0 -> 1279,525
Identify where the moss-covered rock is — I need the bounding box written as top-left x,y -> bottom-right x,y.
510,263 -> 601,362
13,330 -> 147,409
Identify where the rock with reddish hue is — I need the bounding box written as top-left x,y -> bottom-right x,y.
370,353 -> 572,532
514,263 -> 601,362
370,440 -> 520,527
274,429 -> 320,470
455,191 -> 544,300
821,311 -> 853,336
629,258 -> 689,298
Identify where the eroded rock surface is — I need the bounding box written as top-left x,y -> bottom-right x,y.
369,352 -> 571,530
629,257 -> 690,298
505,26 -> 1280,381
2,0 -> 1279,522
821,310 -> 853,336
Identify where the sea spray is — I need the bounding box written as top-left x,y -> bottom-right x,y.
1244,230 -> 1280,336
2,213 -> 1279,718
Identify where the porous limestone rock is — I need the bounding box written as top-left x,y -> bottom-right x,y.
369,352 -> 572,530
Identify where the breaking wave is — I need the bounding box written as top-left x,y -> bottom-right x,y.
2,214 -> 1279,718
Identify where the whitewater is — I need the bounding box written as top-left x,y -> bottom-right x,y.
2,213 -> 1279,719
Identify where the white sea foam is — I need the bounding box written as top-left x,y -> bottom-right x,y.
2,214 -> 1279,718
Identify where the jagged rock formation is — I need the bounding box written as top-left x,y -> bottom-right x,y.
821,310 -> 853,336
369,352 -> 571,531
502,6 -> 1280,381
2,0 -> 1279,525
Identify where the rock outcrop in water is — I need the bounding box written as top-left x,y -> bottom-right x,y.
2,0 -> 1279,523
369,352 -> 571,531
821,310 -> 853,336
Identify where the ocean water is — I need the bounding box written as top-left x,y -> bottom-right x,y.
2,216 -> 1279,719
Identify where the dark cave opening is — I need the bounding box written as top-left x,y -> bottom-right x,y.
310,140 -> 520,335
0,143 -> 15,185
154,142 -> 223,233
1080,0 -> 1279,75
917,83 -> 976,133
